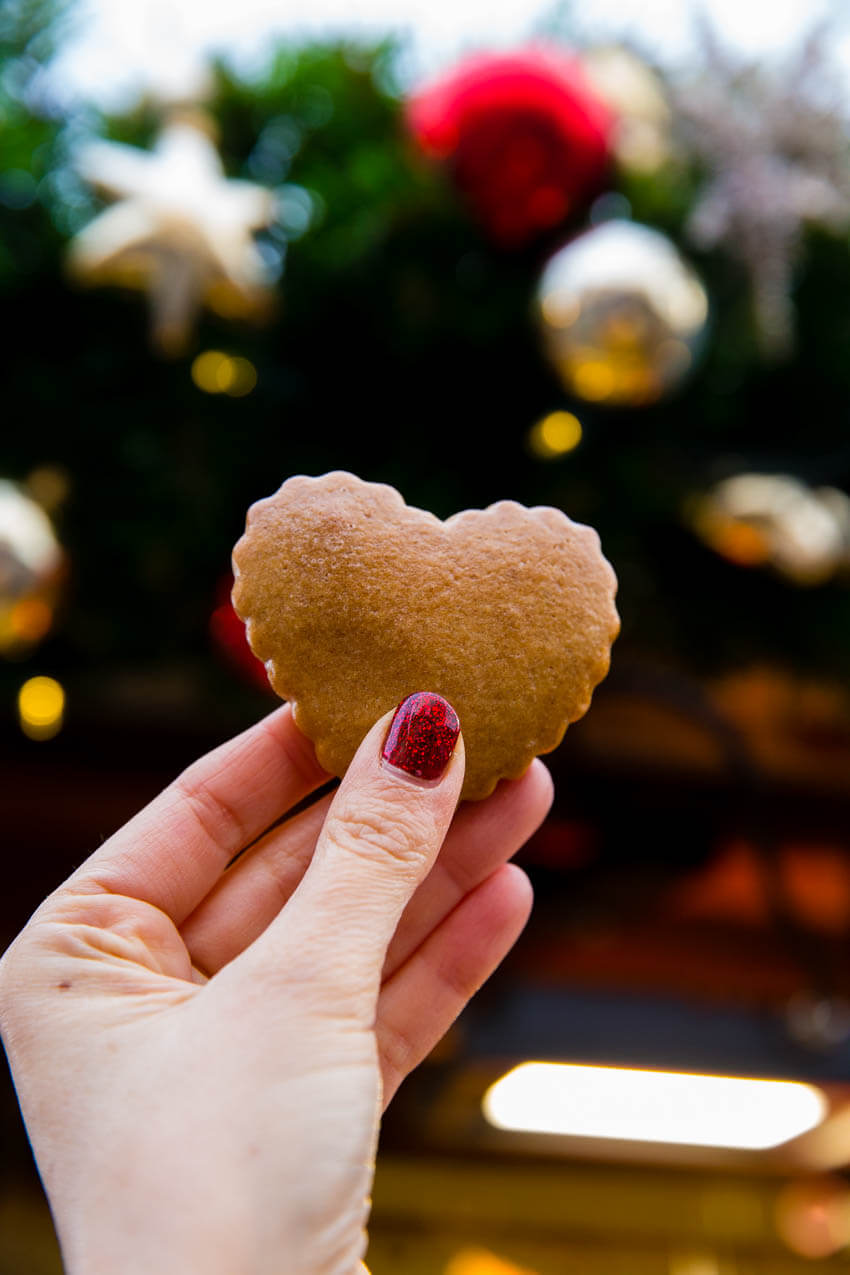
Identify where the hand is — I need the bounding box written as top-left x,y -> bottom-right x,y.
0,695 -> 551,1275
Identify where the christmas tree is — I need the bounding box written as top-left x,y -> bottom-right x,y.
4,1 -> 850,738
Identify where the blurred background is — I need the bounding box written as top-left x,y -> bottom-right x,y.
5,0 -> 850,1270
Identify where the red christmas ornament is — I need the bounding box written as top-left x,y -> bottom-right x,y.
407,46 -> 614,247
210,575 -> 273,692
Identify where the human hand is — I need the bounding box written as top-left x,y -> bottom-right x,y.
0,693 -> 551,1275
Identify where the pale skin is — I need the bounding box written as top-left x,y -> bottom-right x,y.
0,702 -> 552,1275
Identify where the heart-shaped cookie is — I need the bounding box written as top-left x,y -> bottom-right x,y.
232,471 -> 619,800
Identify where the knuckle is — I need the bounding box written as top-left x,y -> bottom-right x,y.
379,1014 -> 417,1086
324,802 -> 432,869
436,952 -> 472,1005
173,768 -> 248,849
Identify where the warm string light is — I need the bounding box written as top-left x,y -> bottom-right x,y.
191,350 -> 257,396
483,1062 -> 827,1150
527,410 -> 582,459
18,675 -> 65,740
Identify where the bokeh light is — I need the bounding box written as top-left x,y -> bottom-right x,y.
191,350 -> 258,396
537,220 -> 708,406
775,1177 -> 850,1259
0,479 -> 65,658
691,473 -> 850,585
25,465 -> 71,515
527,410 -> 583,459
7,598 -> 54,646
445,1247 -> 539,1275
17,676 -> 65,741
667,1255 -> 720,1275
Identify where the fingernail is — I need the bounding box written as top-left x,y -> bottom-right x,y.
381,692 -> 460,783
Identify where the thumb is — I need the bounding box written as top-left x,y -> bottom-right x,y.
233,692 -> 464,1008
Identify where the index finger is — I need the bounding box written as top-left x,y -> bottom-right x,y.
67,705 -> 330,923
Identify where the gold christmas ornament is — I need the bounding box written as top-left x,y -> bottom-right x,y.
537,219 -> 708,407
67,109 -> 277,356
0,479 -> 66,657
691,473 -> 850,586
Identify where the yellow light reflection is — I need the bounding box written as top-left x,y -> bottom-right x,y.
191,350 -> 257,397
528,411 -> 582,460
9,598 -> 53,644
708,520 -> 771,567
192,349 -> 228,392
18,675 -> 65,740
602,310 -> 650,347
223,356 -> 258,397
569,359 -> 616,401
26,465 -> 71,514
776,1178 -> 850,1259
669,1254 -> 720,1275
658,338 -> 693,376
445,1247 -> 539,1275
483,1062 -> 827,1150
541,292 -> 580,329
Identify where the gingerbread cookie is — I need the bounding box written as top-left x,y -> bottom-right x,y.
232,472 -> 619,800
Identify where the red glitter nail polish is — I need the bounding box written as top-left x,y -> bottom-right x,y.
381,692 -> 460,782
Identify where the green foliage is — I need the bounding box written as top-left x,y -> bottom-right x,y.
0,0 -> 75,283
213,44 -> 451,281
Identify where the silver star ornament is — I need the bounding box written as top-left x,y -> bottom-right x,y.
672,18 -> 850,356
67,110 -> 277,355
